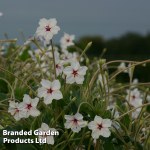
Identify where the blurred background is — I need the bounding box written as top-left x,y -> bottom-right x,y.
0,0 -> 150,79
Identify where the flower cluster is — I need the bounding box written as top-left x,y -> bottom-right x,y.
8,94 -> 40,121
5,17 -> 149,148
7,18 -> 89,145
64,113 -> 112,140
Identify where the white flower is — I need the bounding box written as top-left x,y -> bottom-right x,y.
64,113 -> 87,133
0,12 -> 3,17
8,101 -> 26,121
118,62 -> 128,73
60,33 -> 75,49
131,78 -> 138,88
61,49 -> 73,64
147,95 -> 150,102
133,78 -> 138,84
132,108 -> 141,119
63,61 -> 88,84
37,123 -> 56,145
88,116 -> 112,139
72,52 -> 84,62
29,46 -> 60,63
38,79 -> 63,105
22,94 -> 40,118
0,46 -> 5,55
36,18 -> 60,41
55,58 -> 64,76
126,88 -> 143,107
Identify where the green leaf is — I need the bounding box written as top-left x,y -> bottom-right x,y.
103,141 -> 115,150
17,144 -> 37,150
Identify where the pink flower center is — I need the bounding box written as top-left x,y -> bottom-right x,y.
65,56 -> 68,60
56,64 -> 61,69
14,108 -> 19,116
27,103 -> 32,110
42,132 -> 47,138
72,118 -> 78,124
47,88 -> 53,94
97,124 -> 103,130
15,108 -> 19,113
72,70 -> 78,77
66,38 -> 70,42
45,25 -> 51,31
132,95 -> 136,100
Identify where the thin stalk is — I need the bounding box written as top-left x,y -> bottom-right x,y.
50,40 -> 57,79
114,102 -> 150,121
0,39 -> 17,43
0,66 -> 36,95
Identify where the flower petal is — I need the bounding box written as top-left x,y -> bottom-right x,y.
52,90 -> 63,100
47,136 -> 54,145
88,121 -> 97,130
64,115 -> 74,120
66,76 -> 75,84
74,113 -> 83,120
31,97 -> 39,107
71,61 -> 80,70
23,94 -> 31,103
38,87 -> 47,98
44,95 -> 53,104
41,123 -> 50,131
41,79 -> 51,88
63,66 -> 72,75
30,108 -> 40,117
91,130 -> 100,139
100,128 -> 111,138
75,75 -> 84,84
52,80 -> 61,90
78,66 -> 88,75
94,115 -> 102,124
102,119 -> 112,128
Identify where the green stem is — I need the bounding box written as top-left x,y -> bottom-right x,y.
114,102 -> 150,121
0,66 -> 36,95
77,102 -> 93,113
50,40 -> 57,79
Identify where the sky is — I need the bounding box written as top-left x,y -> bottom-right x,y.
0,0 -> 150,43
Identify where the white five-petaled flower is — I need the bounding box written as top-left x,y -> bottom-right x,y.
126,88 -> 143,107
37,123 -> 56,145
8,101 -> 26,121
88,116 -> 112,139
64,113 -> 87,133
61,49 -> 73,64
63,61 -> 88,84
60,33 -> 75,49
36,18 -> 60,42
22,94 -> 40,118
38,79 -> 63,104
55,58 -> 64,76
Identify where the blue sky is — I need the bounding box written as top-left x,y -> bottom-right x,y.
0,0 -> 150,42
